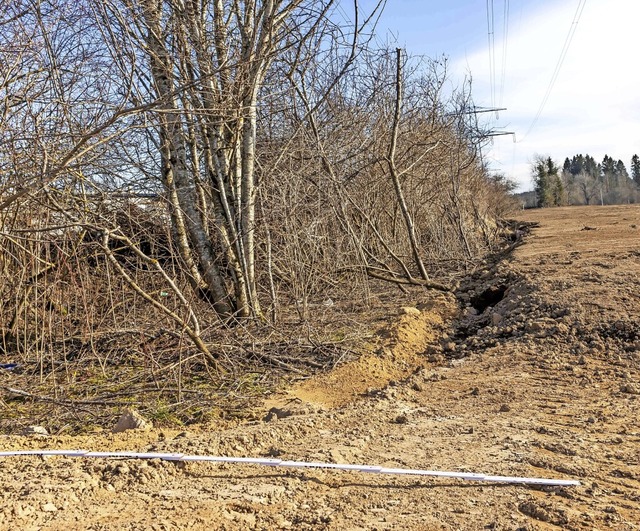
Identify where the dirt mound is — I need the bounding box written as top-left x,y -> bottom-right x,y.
284,294 -> 456,408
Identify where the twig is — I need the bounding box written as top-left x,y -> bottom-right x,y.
2,386 -> 124,407
245,351 -> 307,375
365,268 -> 453,292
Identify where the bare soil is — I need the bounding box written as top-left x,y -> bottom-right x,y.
1,204 -> 639,530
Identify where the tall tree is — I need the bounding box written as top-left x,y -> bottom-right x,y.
615,160 -> 629,180
569,154 -> 585,176
533,156 -> 564,208
584,154 -> 598,178
631,154 -> 640,185
600,154 -> 616,191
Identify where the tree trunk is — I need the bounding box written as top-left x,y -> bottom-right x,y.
387,48 -> 429,281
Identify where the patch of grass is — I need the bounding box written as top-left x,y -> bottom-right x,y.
146,404 -> 184,428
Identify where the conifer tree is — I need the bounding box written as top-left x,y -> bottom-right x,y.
533,156 -> 564,207
614,160 -> 629,180
632,154 -> 640,185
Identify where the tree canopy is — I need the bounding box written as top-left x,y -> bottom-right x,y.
544,153 -> 640,206
532,156 -> 564,207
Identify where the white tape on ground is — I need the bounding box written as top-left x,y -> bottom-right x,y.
0,450 -> 581,486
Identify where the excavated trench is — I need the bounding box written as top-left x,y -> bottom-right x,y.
442,221 -> 570,357
443,246 -> 640,363
469,283 -> 509,314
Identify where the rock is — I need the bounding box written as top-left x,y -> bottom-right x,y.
401,306 -> 421,316
265,446 -> 285,457
23,425 -> 49,437
329,448 -> 345,463
620,383 -> 640,395
499,404 -> 511,412
114,464 -> 130,475
112,409 -> 152,433
41,503 -> 58,512
518,501 -> 550,522
393,414 -> 409,424
525,318 -> 568,338
491,312 -> 504,325
263,407 -> 292,422
13,503 -> 35,518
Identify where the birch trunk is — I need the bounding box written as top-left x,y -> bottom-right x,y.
142,0 -> 234,317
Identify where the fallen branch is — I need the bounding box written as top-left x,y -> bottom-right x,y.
365,268 -> 453,292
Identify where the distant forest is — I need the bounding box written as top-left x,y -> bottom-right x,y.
517,153 -> 640,208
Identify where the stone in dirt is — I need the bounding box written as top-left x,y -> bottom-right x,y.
519,501 -> 550,522
112,409 -> 152,433
464,306 -> 479,317
444,341 -> 456,352
263,407 -> 293,422
22,426 -> 48,437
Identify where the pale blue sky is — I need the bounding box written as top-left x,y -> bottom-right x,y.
351,0 -> 640,191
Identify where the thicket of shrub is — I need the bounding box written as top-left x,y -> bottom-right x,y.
0,1 -> 517,394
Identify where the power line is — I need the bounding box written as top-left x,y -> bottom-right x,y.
520,0 -> 587,141
486,0 -> 497,110
498,0 -> 510,110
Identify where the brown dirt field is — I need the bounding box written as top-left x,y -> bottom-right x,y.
1,204 -> 639,530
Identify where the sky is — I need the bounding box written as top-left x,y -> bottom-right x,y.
353,0 -> 640,191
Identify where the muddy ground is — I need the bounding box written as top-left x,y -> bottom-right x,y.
1,204 -> 639,530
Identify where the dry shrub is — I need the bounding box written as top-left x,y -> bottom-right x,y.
257,52 -> 512,307
0,5 -> 518,430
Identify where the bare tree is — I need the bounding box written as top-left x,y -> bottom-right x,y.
1,1 -> 218,360
262,44 -> 496,298
387,48 -> 429,280
93,0 -> 384,321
